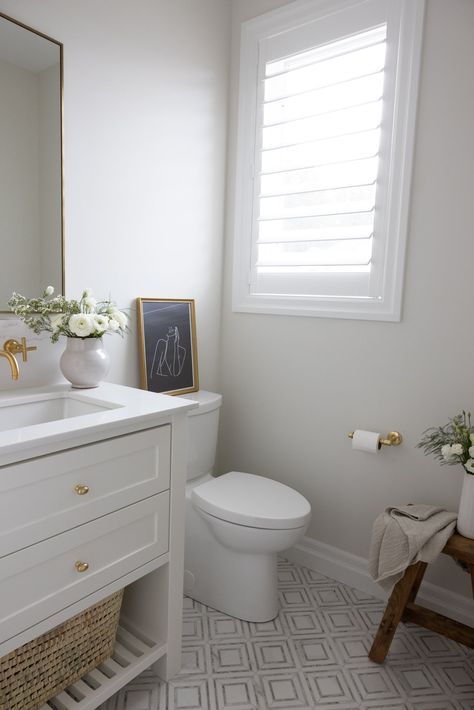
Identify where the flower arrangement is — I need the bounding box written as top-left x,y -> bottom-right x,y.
417,411 -> 474,475
8,286 -> 128,343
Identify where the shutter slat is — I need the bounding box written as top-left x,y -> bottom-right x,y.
265,25 -> 386,77
257,260 -> 372,268
261,129 -> 380,173
260,179 -> 376,200
264,71 -> 384,126
258,233 -> 373,245
264,43 -> 386,102
259,183 -> 376,220
261,158 -> 378,197
259,212 -> 375,244
262,125 -> 381,156
259,206 -> 375,221
257,237 -> 373,267
263,100 -> 382,150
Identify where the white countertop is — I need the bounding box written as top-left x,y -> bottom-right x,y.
0,382 -> 197,465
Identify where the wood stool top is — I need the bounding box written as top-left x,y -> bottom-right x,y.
443,533 -> 474,563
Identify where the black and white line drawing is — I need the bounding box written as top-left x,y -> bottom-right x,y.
150,325 -> 186,379
137,298 -> 199,395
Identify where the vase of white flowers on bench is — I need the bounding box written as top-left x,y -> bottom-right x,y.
417,411 -> 474,539
9,286 -> 128,388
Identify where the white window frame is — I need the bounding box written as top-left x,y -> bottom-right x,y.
232,0 -> 425,321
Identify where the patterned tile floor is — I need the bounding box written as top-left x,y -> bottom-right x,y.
101,558 -> 474,710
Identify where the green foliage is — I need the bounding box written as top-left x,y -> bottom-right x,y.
417,411 -> 473,473
8,287 -> 128,343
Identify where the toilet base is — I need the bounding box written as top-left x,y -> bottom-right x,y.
184,483 -> 279,622
186,548 -> 279,622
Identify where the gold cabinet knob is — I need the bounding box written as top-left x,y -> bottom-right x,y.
75,561 -> 89,573
74,484 -> 90,496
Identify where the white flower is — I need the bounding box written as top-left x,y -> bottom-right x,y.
451,443 -> 464,456
92,314 -> 109,333
469,446 -> 474,458
470,433 -> 474,445
464,459 -> 474,473
50,313 -> 64,332
83,297 -> 97,312
45,285 -> 54,296
69,314 -> 93,338
83,288 -> 93,298
108,318 -> 120,332
441,444 -> 454,460
110,309 -> 127,328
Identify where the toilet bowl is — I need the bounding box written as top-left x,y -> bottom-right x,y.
180,391 -> 311,622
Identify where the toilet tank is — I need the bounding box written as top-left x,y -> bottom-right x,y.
179,391 -> 222,481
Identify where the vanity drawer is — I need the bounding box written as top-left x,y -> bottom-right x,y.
0,492 -> 169,644
0,426 -> 170,556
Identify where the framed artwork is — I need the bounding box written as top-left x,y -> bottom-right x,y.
137,298 -> 199,395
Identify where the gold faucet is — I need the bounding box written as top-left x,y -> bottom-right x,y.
0,348 -> 19,380
1,337 -> 37,380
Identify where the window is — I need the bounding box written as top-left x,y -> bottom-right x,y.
232,0 -> 425,320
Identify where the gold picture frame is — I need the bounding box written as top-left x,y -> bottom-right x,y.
137,298 -> 199,395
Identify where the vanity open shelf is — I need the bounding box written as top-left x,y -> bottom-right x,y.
39,622 -> 167,710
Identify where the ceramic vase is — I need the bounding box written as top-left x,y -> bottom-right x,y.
60,337 -> 110,388
457,470 -> 474,539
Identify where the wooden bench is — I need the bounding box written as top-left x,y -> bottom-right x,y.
369,533 -> 474,663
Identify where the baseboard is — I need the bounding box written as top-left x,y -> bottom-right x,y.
285,535 -> 473,626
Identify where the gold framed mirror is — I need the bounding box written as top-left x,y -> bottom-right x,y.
0,12 -> 64,312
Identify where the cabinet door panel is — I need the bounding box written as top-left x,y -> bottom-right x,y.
0,426 -> 170,556
0,493 -> 169,643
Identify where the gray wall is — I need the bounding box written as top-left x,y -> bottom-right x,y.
219,0 -> 474,597
0,0 -> 231,391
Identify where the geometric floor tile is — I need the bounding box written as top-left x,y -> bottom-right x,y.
259,672 -> 309,708
292,637 -> 338,667
281,609 -> 325,636
390,664 -> 444,698
100,558 -> 474,709
277,567 -> 305,587
252,639 -> 295,670
248,617 -> 286,639
208,615 -> 246,641
309,584 -> 349,608
214,676 -> 258,710
305,667 -> 357,705
211,643 -> 253,674
349,665 -> 403,701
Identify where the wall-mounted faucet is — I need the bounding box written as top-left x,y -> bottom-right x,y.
0,348 -> 19,380
1,337 -> 37,380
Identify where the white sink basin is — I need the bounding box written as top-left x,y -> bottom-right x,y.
0,392 -> 119,432
0,383 -> 196,466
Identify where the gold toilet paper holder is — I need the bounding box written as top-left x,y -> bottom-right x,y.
348,431 -> 403,447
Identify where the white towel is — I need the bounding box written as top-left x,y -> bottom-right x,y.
368,504 -> 457,592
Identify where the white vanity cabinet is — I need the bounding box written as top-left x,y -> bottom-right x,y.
0,383 -> 194,710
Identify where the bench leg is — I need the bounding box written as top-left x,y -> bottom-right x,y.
369,562 -> 427,664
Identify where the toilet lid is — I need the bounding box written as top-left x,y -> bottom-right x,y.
191,471 -> 311,530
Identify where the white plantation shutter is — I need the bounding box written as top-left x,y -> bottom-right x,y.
233,0 -> 425,320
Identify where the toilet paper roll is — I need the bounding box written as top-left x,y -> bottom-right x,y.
351,429 -> 381,453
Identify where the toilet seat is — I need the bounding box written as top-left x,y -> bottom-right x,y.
191,471 -> 311,530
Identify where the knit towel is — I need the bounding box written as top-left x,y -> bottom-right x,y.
368,504 -> 457,592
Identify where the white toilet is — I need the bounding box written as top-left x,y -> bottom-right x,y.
180,390 -> 311,622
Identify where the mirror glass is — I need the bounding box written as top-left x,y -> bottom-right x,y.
0,13 -> 63,311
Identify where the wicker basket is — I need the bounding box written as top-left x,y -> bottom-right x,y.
0,589 -> 123,710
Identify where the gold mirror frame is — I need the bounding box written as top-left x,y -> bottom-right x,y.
0,12 -> 64,313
